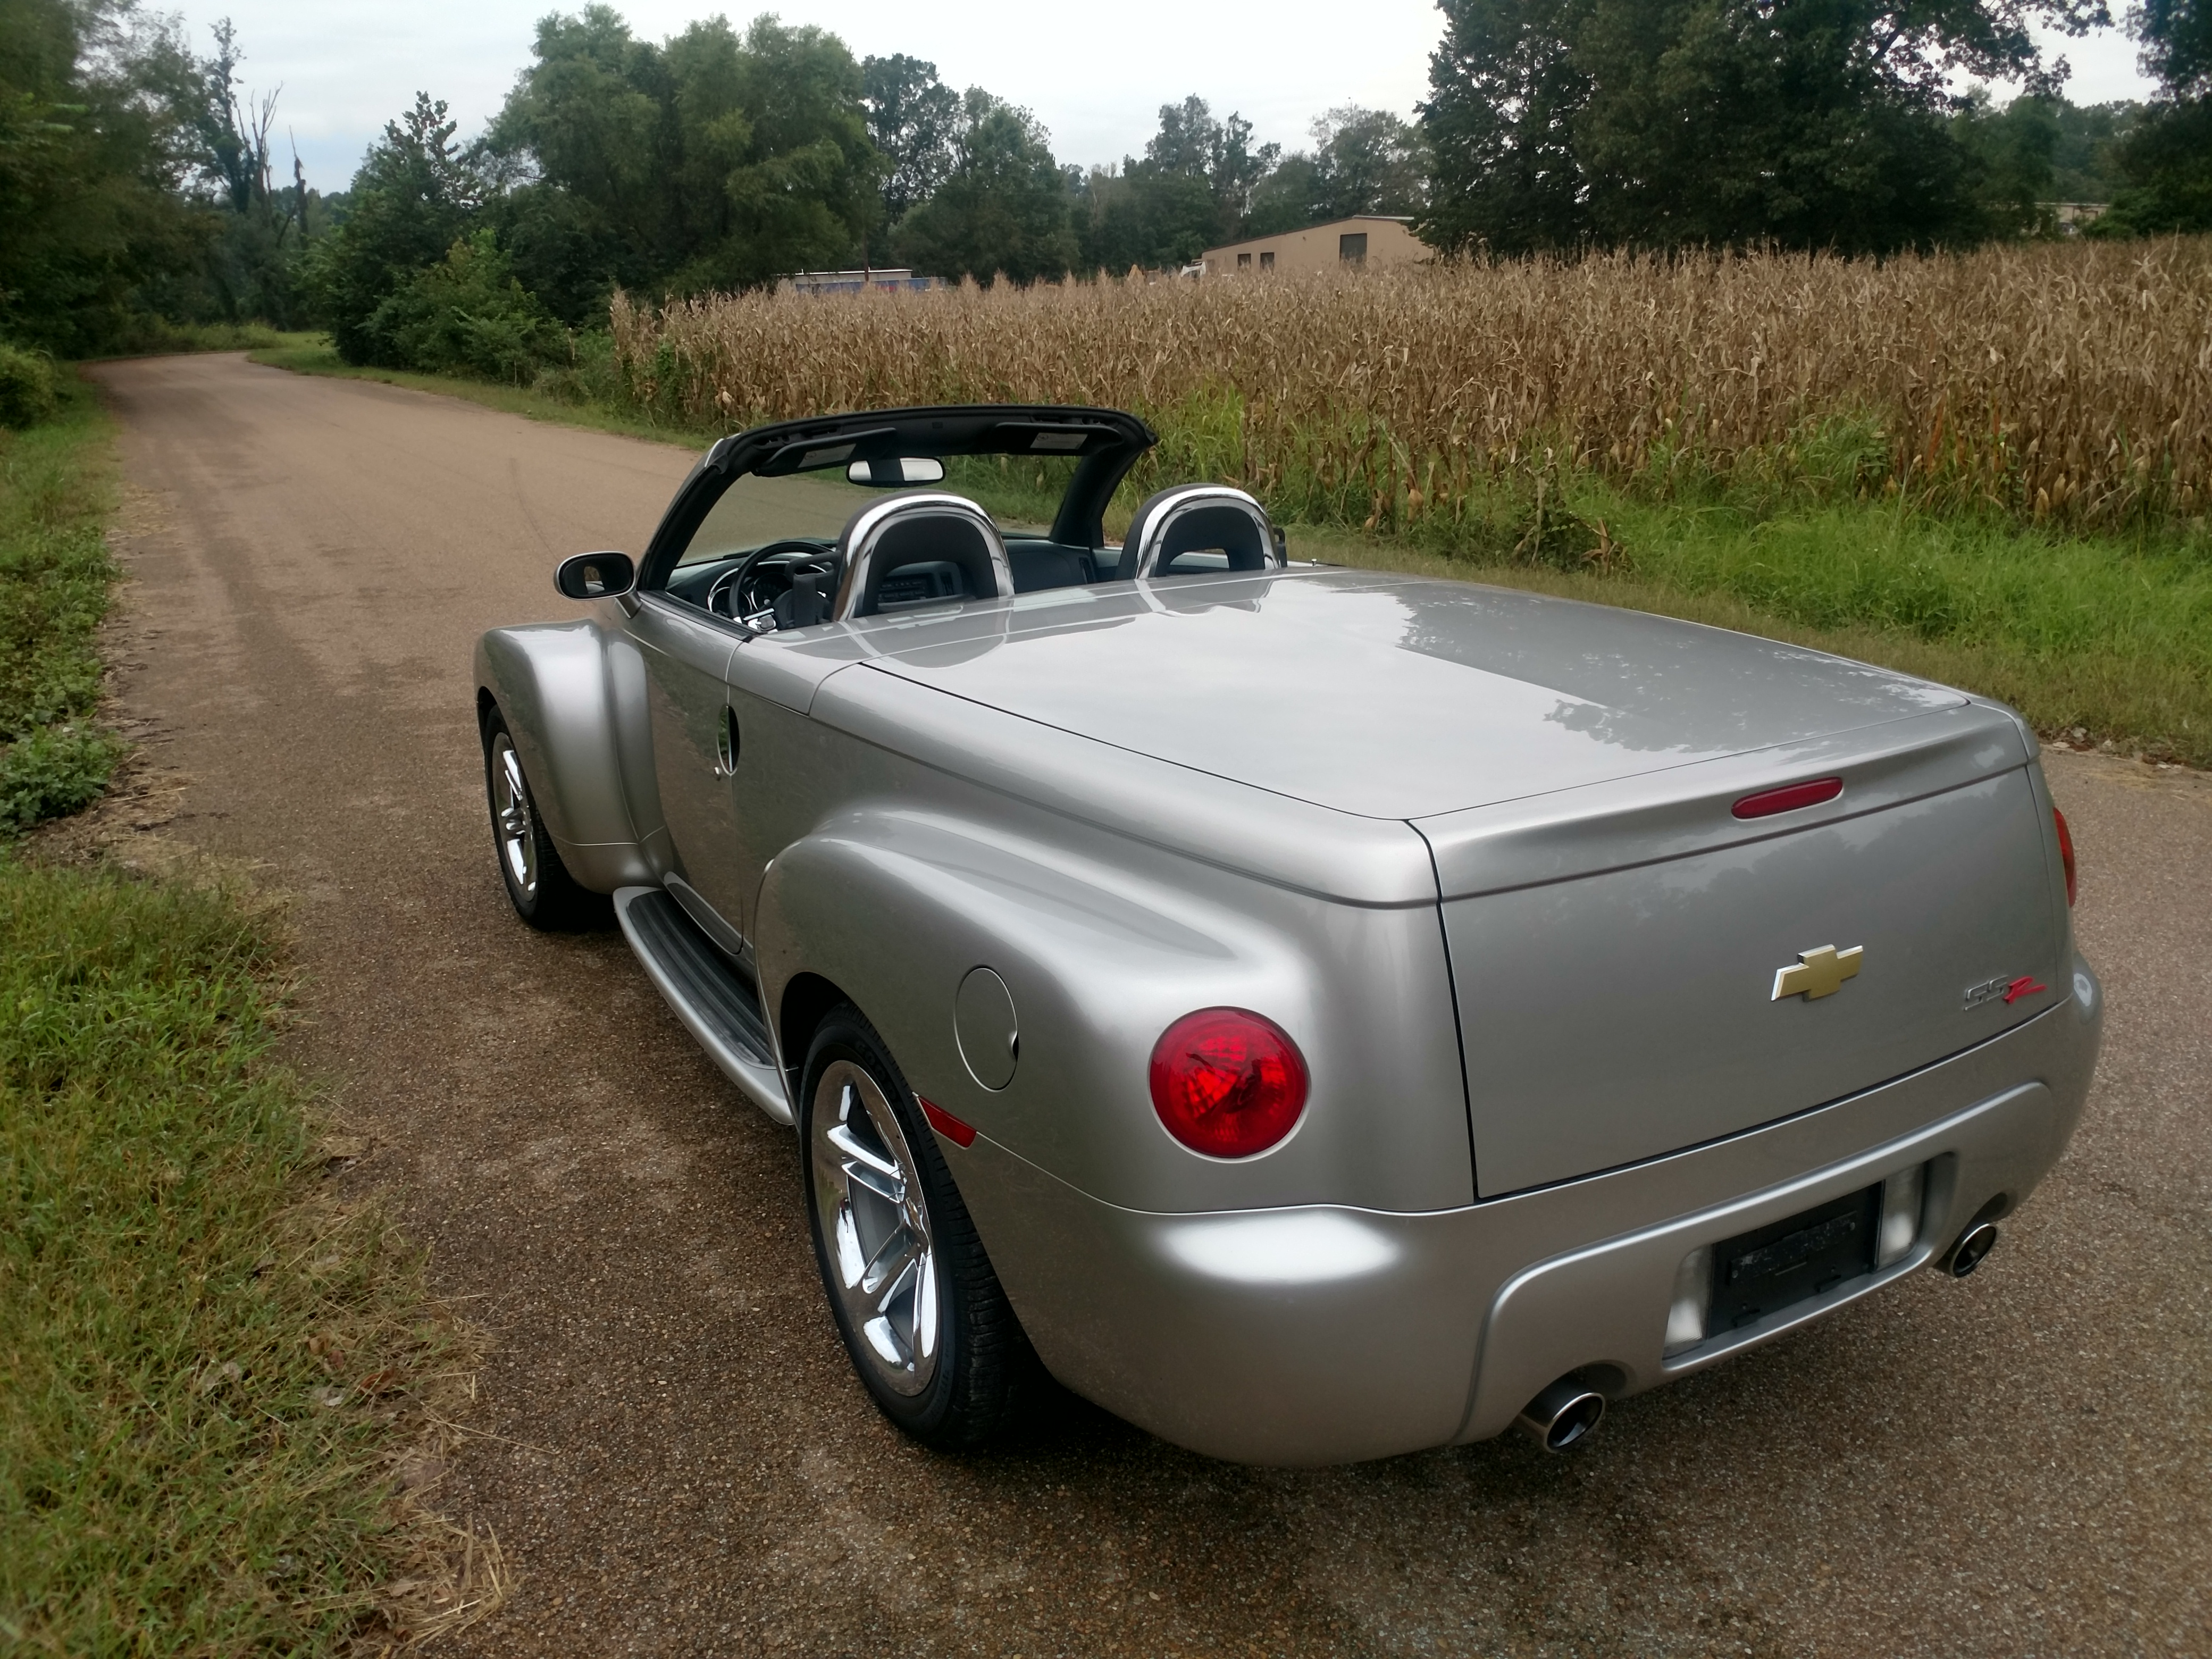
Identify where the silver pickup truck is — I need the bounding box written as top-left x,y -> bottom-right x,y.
474,404 -> 2100,1464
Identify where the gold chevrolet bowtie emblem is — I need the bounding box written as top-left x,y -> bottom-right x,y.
1772,944 -> 1864,1001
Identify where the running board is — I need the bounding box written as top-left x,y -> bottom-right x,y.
614,886 -> 793,1126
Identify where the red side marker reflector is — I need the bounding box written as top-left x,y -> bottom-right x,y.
1732,777 -> 1844,819
2052,807 -> 2076,906
2002,976 -> 2048,1005
919,1097 -> 976,1147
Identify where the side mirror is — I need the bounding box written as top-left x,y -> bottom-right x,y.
555,551 -> 635,600
847,456 -> 946,487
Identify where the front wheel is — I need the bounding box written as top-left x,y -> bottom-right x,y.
801,1006 -> 1025,1449
482,706 -> 606,931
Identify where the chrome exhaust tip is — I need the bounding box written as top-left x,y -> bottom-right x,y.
1948,1221 -> 1999,1278
1515,1377 -> 1607,1452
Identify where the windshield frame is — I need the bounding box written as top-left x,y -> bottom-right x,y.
636,404 -> 1156,597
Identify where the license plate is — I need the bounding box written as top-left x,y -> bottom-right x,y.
1709,1184 -> 1880,1333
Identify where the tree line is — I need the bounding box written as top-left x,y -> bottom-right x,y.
1419,0 -> 2209,252
1,2 -> 338,359
2,0 -> 2205,390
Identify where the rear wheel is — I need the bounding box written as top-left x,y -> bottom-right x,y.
801,1005 -> 1024,1449
482,706 -> 606,931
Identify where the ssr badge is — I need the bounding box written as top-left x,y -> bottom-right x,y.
1963,973 -> 2049,1010
1771,944 -> 1864,1001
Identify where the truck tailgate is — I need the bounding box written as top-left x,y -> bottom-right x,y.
1423,708 -> 2066,1196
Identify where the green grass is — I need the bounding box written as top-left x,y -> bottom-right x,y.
257,346 -> 2212,769
0,384 -> 123,834
0,858 -> 465,1654
1,373 -> 470,1653
92,324 -> 323,361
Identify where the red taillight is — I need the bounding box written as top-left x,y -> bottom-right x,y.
1732,777 -> 1844,819
2054,807 -> 2076,907
1149,1008 -> 1308,1159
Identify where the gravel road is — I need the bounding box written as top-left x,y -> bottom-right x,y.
89,353 -> 2209,1657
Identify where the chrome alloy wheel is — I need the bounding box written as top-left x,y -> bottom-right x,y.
489,732 -> 538,899
809,1060 -> 940,1396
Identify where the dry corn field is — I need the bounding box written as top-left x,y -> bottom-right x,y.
610,237 -> 2212,532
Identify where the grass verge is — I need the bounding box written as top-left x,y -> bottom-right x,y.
256,343 -> 2212,768
0,858 -> 480,1653
1,371 -> 489,1653
1,381 -> 124,833
94,323 -> 324,360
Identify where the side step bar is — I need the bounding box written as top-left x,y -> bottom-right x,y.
614,886 -> 793,1126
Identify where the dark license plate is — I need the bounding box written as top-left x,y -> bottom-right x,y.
1709,1184 -> 1880,1333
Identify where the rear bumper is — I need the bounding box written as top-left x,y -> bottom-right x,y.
953,958 -> 2102,1465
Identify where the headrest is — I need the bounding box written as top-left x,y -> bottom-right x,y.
831,493 -> 1015,619
1114,485 -> 1279,581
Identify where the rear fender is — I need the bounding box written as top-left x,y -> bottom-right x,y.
475,620 -> 661,892
750,805 -> 1474,1217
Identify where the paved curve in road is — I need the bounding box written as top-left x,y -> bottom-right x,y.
90,353 -> 2208,1657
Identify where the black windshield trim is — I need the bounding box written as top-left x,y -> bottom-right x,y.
639,404 -> 1156,590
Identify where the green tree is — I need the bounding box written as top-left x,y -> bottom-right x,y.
898,90 -> 1076,283
0,0 -> 211,353
2135,0 -> 2211,91
706,17 -> 878,286
1246,106 -> 1427,235
1073,97 -> 1278,269
307,93 -> 482,363
1954,89 -> 2060,237
2047,98 -> 2140,199
862,53 -> 958,261
489,7 -> 877,294
1309,106 -> 1427,220
1244,152 -> 1325,236
1418,0 -> 1594,253
2091,0 -> 2212,232
1420,0 -> 2107,255
178,19 -> 312,327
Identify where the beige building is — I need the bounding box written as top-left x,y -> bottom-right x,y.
1202,215 -> 1427,276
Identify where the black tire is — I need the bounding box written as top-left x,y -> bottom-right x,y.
481,705 -> 608,931
800,1004 -> 1026,1450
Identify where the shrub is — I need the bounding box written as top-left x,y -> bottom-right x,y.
0,345 -> 60,430
366,231 -> 565,384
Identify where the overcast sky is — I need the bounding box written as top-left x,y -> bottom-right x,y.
162,0 -> 2160,197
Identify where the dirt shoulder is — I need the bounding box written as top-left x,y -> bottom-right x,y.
89,351 -> 2212,1658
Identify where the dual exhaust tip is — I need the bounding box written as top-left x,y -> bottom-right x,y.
1517,1220 -> 2001,1453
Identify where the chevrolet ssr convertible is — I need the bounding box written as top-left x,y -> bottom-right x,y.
474,403 -> 2101,1463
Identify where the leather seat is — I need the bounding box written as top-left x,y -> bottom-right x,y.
832,495 -> 1016,619
1112,485 -> 1280,580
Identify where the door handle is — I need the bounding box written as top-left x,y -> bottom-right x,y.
714,705 -> 739,777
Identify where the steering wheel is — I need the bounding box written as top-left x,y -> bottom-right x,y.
708,539 -> 839,626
